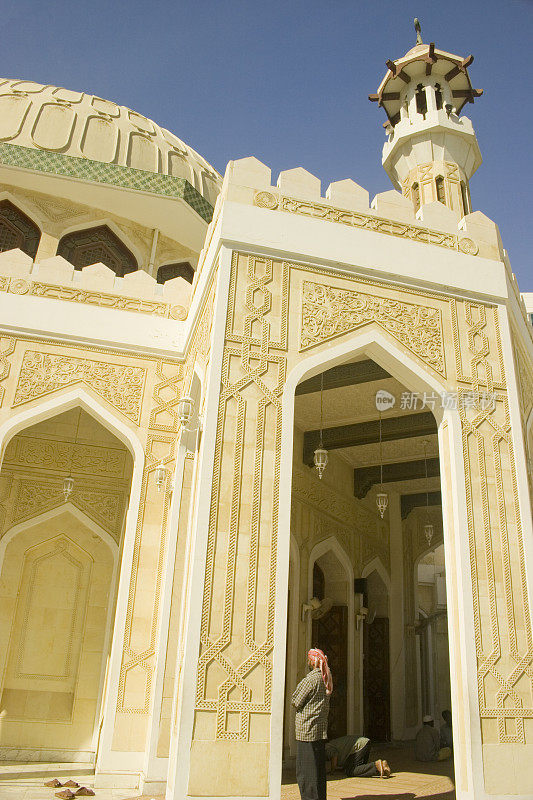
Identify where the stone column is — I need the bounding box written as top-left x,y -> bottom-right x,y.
388,491 -> 406,739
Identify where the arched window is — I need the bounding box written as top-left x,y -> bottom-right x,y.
57,225 -> 137,276
434,83 -> 443,110
435,176 -> 446,205
412,182 -> 420,213
0,200 -> 41,259
460,181 -> 470,215
156,262 -> 194,284
415,84 -> 427,118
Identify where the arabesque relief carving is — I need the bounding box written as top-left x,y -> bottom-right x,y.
301,280 -> 446,377
4,435 -> 128,477
14,351 -> 146,423
195,251 -> 532,748
254,191 -> 480,257
8,479 -> 125,541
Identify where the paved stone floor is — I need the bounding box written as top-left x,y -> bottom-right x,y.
282,743 -> 455,800
0,744 -> 455,799
0,763 -> 138,800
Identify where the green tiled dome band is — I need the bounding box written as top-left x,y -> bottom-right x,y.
0,142 -> 214,223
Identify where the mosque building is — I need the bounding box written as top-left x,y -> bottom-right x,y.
0,26 -> 532,800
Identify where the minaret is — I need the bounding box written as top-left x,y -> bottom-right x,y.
369,19 -> 483,218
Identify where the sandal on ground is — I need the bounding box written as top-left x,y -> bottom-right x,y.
376,759 -> 384,777
382,759 -> 391,777
44,779 -> 63,788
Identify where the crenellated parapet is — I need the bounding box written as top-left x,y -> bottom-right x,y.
0,249 -> 192,320
219,156 -> 504,262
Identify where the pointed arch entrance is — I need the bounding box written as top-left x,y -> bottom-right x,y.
308,538 -> 355,740
0,399 -> 136,762
276,328 -> 472,792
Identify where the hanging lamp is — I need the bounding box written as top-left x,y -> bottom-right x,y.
63,408 -> 82,501
376,410 -> 388,518
423,439 -> 434,546
313,373 -> 328,480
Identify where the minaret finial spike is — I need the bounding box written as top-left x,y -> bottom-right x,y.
414,17 -> 423,45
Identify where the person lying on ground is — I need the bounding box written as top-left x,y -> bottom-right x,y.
325,734 -> 391,778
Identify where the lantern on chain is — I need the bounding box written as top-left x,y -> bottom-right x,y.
376,410 -> 388,518
313,373 -> 328,480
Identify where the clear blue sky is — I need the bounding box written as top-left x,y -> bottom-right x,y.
3,0 -> 532,288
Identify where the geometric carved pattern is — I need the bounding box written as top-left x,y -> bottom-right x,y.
195,254 -> 288,739
116,431 -> 175,713
451,300 -> 506,391
115,350 -> 185,712
461,391 -> 533,744
0,137 -> 215,224
0,335 -> 15,405
453,298 -> 533,744
13,350 -> 146,423
148,361 -> 183,432
300,281 -> 446,377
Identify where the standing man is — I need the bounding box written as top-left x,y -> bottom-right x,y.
292,648 -> 333,800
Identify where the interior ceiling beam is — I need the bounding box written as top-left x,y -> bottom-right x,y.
295,359 -> 390,396
353,457 -> 440,499
303,411 -> 437,466
401,490 -> 442,519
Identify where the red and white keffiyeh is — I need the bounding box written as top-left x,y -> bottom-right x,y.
307,648 -> 333,695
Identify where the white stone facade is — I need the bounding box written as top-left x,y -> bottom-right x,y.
0,35 -> 532,800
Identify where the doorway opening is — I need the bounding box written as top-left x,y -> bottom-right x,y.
283,351 -> 453,785
0,407 -> 133,762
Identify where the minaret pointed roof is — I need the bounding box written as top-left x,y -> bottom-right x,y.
369,38 -> 483,125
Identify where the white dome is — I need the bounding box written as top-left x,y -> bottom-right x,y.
0,78 -> 221,207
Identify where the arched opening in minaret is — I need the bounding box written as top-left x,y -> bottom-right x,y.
460,181 -> 471,216
411,182 -> 420,213
434,83 -> 443,111
415,84 -> 427,118
283,352 -> 454,794
435,176 -> 446,205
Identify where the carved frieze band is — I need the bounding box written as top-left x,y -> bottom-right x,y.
301,280 -> 446,377
0,276 -> 186,320
254,191 -> 479,256
14,351 -> 146,423
4,435 -> 128,478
